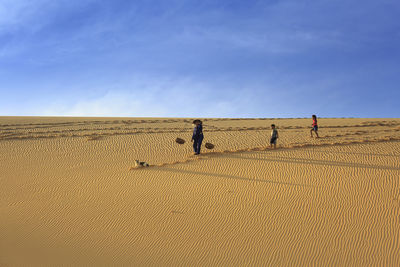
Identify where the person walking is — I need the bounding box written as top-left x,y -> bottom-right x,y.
191,120 -> 204,155
270,124 -> 279,149
310,114 -> 320,138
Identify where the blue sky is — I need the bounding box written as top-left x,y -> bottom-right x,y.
0,0 -> 399,117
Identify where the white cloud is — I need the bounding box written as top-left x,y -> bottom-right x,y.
43,91 -> 167,117
31,75 -> 256,117
0,0 -> 97,34
0,0 -> 51,32
0,0 -> 107,60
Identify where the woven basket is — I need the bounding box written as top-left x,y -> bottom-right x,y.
205,143 -> 214,149
175,137 -> 185,144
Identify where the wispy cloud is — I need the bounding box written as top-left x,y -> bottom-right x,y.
33,76 -> 255,117
1,0 -> 400,117
0,0 -> 38,28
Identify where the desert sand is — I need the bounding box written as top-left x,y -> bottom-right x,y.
1,117 -> 399,266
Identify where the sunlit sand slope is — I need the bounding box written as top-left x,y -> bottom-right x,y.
1,117 -> 399,265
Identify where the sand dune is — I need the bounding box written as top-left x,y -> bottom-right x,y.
1,117 -> 399,265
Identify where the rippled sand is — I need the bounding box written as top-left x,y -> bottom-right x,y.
1,117 -> 399,265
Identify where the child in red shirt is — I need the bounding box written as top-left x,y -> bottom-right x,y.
310,114 -> 319,138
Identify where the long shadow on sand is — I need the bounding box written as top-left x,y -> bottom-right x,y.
223,152 -> 400,172
309,149 -> 400,158
159,167 -> 313,188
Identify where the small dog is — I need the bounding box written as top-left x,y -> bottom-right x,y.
134,160 -> 150,168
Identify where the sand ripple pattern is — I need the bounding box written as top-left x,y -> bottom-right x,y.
1,117 -> 399,265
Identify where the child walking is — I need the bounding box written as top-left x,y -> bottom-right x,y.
270,124 -> 278,149
191,119 -> 204,155
310,114 -> 319,138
